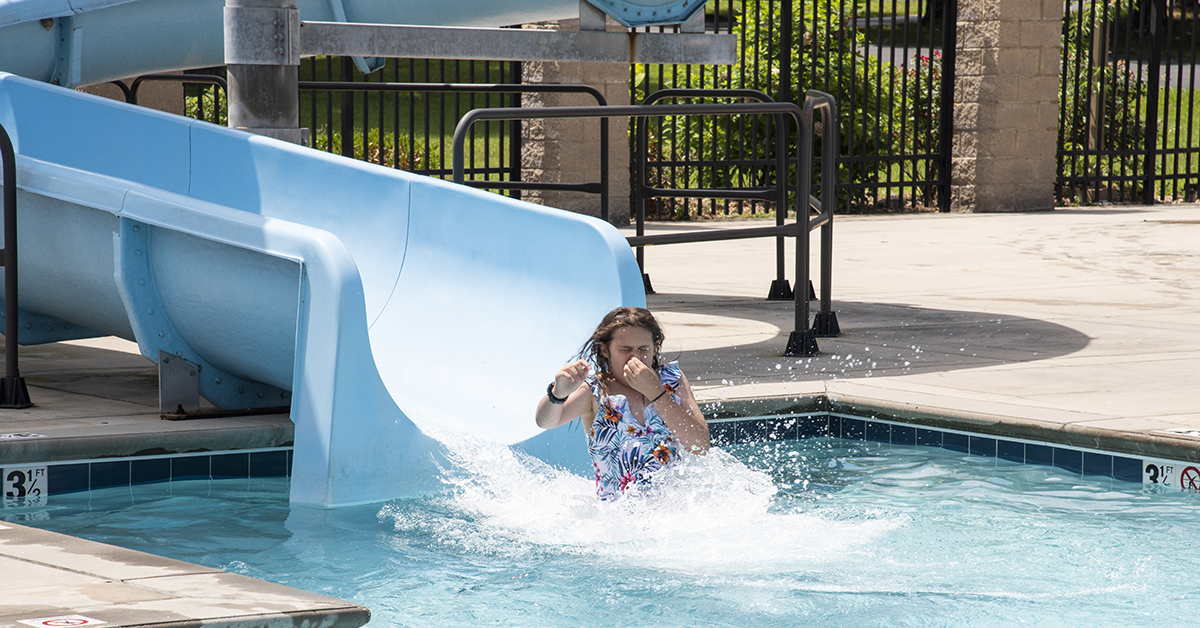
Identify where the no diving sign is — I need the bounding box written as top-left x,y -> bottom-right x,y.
19,616 -> 107,627
1182,466 -> 1200,492
1144,459 -> 1200,493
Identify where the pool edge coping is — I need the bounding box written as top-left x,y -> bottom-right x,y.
699,392 -> 1200,465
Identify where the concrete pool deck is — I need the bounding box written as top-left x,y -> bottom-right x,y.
638,204 -> 1200,462
1,203 -> 1199,626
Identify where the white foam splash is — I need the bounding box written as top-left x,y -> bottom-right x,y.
380,427 -> 902,576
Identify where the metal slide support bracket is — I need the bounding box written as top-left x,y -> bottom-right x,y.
113,217 -> 289,412
224,4 -> 301,66
225,0 -> 306,144
50,15 -> 84,88
158,350 -> 200,414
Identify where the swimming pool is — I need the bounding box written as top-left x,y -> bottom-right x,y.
5,416 -> 1200,627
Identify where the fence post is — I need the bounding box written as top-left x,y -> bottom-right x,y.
1142,0 -> 1166,205
937,0 -> 958,212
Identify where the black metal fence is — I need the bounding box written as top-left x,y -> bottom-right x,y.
1058,0 -> 1200,205
298,56 -> 523,194
632,0 -> 956,218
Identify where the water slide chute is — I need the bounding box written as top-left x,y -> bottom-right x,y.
0,71 -> 645,505
0,0 -> 714,504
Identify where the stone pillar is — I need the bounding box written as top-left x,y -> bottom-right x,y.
952,0 -> 1063,212
520,18 -> 632,225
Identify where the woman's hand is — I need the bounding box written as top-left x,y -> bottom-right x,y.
552,360 -> 591,399
623,357 -> 664,399
537,360 -> 595,431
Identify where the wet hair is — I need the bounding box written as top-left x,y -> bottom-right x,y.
579,306 -> 665,376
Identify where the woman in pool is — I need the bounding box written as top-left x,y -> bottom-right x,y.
536,306 -> 710,499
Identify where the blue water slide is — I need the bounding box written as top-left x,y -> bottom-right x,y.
0,0 -> 707,87
0,72 -> 645,505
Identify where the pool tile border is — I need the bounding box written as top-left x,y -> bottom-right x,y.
4,448 -> 292,497
709,413 -> 1149,484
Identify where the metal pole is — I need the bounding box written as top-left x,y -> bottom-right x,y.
777,0 -> 794,295
1143,0 -> 1165,205
810,91 -> 840,337
225,0 -> 303,144
785,99 -> 818,357
0,123 -> 32,408
937,0 -> 958,212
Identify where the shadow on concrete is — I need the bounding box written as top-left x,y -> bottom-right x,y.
3,338 -> 159,408
649,295 -> 1092,385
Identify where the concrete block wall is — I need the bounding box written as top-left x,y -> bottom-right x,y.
952,0 -> 1063,212
520,18 -> 632,225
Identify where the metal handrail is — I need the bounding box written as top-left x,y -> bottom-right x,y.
0,122 -> 32,408
800,91 -> 840,340
635,88 -> 792,300
301,82 -> 610,219
452,97 -> 838,357
113,74 -> 228,107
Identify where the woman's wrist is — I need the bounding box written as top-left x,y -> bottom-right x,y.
649,388 -> 668,404
547,382 -> 568,404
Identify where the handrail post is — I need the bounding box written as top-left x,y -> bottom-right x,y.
0,123 -> 33,408
635,114 -> 651,293
639,89 -> 793,300
809,90 -> 841,338
784,99 -> 819,357
448,100 -> 831,357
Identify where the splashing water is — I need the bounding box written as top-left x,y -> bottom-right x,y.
387,429 -> 900,577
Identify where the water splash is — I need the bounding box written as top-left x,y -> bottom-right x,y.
380,428 -> 902,576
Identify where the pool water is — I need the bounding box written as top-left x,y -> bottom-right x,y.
7,431 -> 1200,627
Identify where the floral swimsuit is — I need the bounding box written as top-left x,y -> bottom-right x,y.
585,361 -> 684,500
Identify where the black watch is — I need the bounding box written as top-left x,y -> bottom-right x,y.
547,382 -> 568,404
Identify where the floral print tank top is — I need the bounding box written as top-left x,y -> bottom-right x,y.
585,361 -> 684,500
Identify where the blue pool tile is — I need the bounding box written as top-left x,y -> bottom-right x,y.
942,432 -> 969,453
1113,456 -> 1143,483
48,463 -> 90,494
1025,443 -> 1054,466
864,421 -> 891,443
750,418 -> 781,442
765,417 -> 800,441
250,451 -> 289,477
797,416 -> 831,438
172,456 -> 210,480
997,440 -> 1025,464
891,425 -> 916,445
915,428 -> 942,447
131,458 -> 171,485
841,418 -> 865,440
90,461 -> 131,489
1083,452 -> 1113,478
211,453 -> 249,478
969,436 -> 997,457
1054,448 -> 1084,475
708,422 -> 736,446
